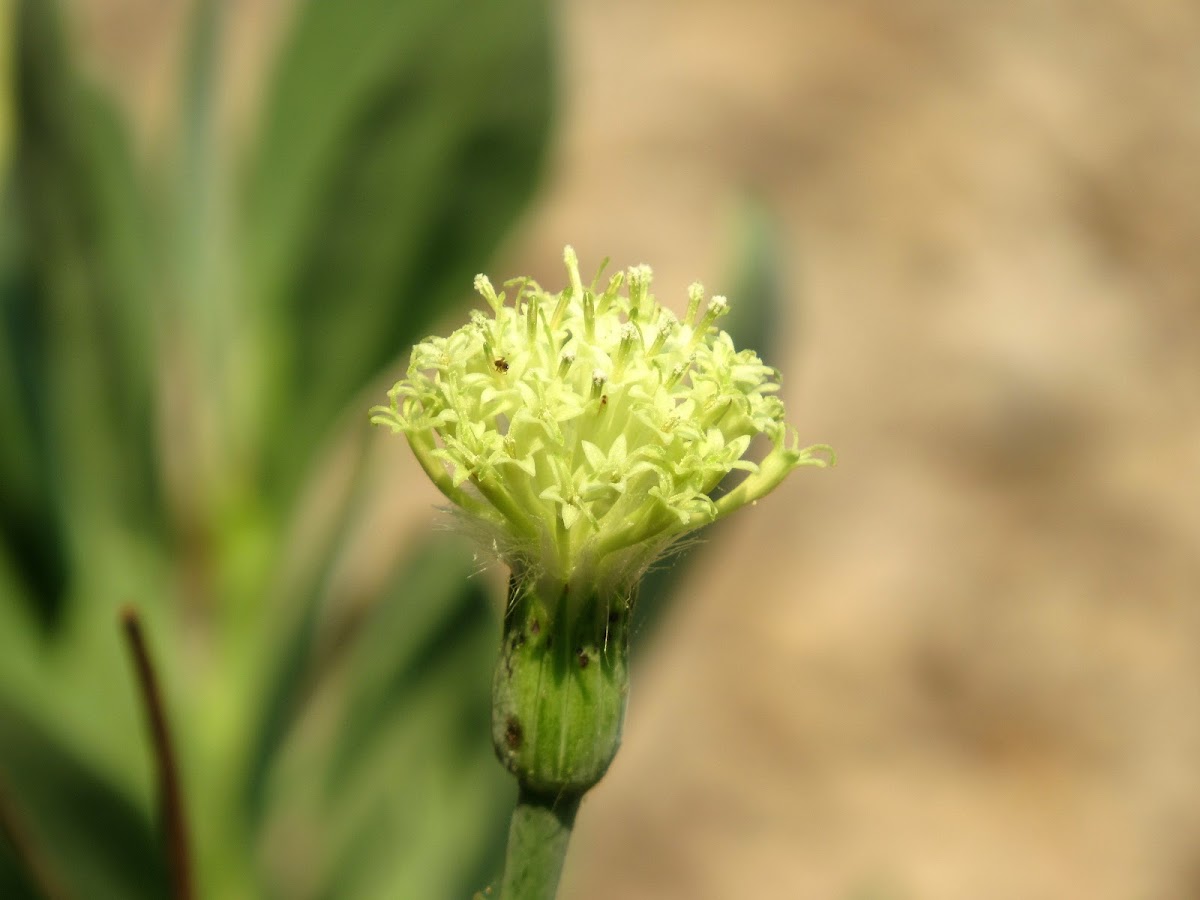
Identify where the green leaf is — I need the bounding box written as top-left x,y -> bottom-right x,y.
722,195 -> 788,366
257,539 -> 512,899
0,849 -> 39,900
324,539 -> 494,788
241,433 -> 375,824
0,203 -> 67,627
243,0 -> 554,500
173,0 -> 223,319
0,700 -> 168,900
0,0 -> 12,183
2,0 -> 161,625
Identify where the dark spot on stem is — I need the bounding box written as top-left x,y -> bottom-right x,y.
505,716 -> 523,750
530,619 -> 540,636
577,649 -> 589,669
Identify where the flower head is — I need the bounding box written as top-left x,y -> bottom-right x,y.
372,246 -> 832,598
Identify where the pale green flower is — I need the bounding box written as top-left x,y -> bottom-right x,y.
371,246 -> 832,600
374,248 -> 833,891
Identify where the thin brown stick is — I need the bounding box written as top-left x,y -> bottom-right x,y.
0,778 -> 71,900
120,605 -> 194,900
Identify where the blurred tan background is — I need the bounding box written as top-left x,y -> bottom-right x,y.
78,0 -> 1199,897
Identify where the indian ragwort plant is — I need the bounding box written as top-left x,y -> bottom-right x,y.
372,247 -> 832,899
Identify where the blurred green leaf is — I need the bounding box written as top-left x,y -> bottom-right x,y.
325,539 -> 494,789
0,0 -> 10,184
0,0 -> 168,826
0,849 -> 38,900
244,0 -> 554,500
158,0 -> 250,525
242,434 -> 375,825
1,0 -> 161,626
722,195 -> 787,368
259,539 -> 512,899
0,701 -> 167,900
0,0 -> 11,183
174,0 -> 223,318
0,195 -> 67,627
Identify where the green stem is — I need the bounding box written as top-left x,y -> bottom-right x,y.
499,787 -> 581,900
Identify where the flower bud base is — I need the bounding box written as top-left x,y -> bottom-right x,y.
491,572 -> 631,796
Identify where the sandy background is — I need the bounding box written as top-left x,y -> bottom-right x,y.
79,1 -> 1200,897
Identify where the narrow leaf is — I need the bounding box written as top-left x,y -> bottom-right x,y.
0,701 -> 168,900
2,0 -> 161,626
258,539 -> 512,899
243,0 -> 554,500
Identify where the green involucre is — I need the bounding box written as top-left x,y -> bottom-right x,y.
491,572 -> 630,795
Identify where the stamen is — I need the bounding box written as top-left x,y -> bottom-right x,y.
474,274 -> 502,313
598,271 -> 625,314
685,282 -> 704,325
590,256 -> 611,291
583,291 -> 596,340
648,311 -> 677,355
612,322 -> 640,380
558,352 -> 576,380
564,245 -> 584,302
687,296 -> 729,350
665,357 -> 691,389
627,265 -> 652,320
525,293 -> 540,343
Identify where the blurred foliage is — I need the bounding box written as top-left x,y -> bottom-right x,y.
0,0 -> 551,895
0,0 -> 785,895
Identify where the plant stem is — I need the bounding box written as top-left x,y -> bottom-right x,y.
499,786 -> 581,900
120,606 -> 195,900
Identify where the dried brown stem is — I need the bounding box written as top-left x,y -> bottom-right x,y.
120,605 -> 194,900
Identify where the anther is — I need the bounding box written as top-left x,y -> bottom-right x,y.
598,271 -> 625,314
685,282 -> 705,325
474,274 -> 502,313
550,289 -> 570,330
564,245 -> 584,301
648,311 -> 677,355
558,352 -> 576,379
613,321 -> 640,380
627,264 -> 652,320
688,297 -> 730,350
665,358 -> 690,389
525,293 -> 540,343
583,291 -> 596,340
